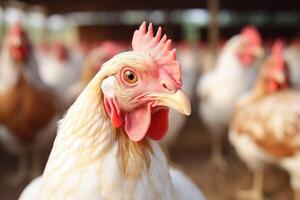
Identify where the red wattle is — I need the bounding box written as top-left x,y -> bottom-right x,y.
238,53 -> 254,66
147,109 -> 169,141
125,104 -> 152,142
104,97 -> 123,128
268,81 -> 278,93
103,98 -> 170,142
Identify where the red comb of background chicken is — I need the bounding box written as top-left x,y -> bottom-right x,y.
241,26 -> 262,46
9,21 -> 28,43
272,39 -> 285,70
132,22 -> 181,87
11,21 -> 23,36
267,39 -> 290,92
100,40 -> 124,57
52,42 -> 69,61
9,21 -> 30,61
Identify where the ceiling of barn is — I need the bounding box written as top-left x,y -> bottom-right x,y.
2,0 -> 300,14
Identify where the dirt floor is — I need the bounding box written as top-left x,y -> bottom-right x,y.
0,110 -> 293,200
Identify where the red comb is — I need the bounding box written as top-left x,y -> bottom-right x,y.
241,26 -> 262,46
132,22 -> 181,86
291,38 -> 300,46
272,39 -> 285,70
100,41 -> 123,57
53,42 -> 69,61
11,21 -> 23,35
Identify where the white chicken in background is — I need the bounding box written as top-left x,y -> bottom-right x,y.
160,42 -> 199,158
229,40 -> 300,200
66,41 -> 125,104
35,42 -> 50,66
197,26 -> 264,170
285,39 -> 300,88
39,42 -> 82,98
20,22 -> 205,200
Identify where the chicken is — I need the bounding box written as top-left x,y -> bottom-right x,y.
197,26 -> 264,170
35,42 -> 50,65
0,22 -> 62,184
66,41 -> 125,104
229,40 -> 300,200
160,42 -> 199,158
285,39 -> 300,88
20,22 -> 205,200
39,42 -> 81,98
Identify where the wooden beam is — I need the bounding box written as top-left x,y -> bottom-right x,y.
207,0 -> 219,70
5,0 -> 299,14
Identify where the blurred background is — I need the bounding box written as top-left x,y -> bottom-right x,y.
0,0 -> 300,199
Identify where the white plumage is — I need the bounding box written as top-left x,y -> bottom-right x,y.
39,44 -> 82,97
20,26 -> 205,198
20,73 -> 205,199
197,33 -> 263,169
198,36 -> 259,128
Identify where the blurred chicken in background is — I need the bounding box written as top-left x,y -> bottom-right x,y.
39,42 -> 82,99
230,40 -> 300,200
35,42 -> 50,65
0,22 -> 63,185
67,40 -> 125,104
197,26 -> 264,170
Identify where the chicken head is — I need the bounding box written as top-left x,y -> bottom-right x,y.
52,42 -> 69,62
237,26 -> 263,66
100,22 -> 191,142
265,40 -> 290,92
8,22 -> 30,62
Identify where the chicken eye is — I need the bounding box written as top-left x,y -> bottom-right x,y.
123,70 -> 138,84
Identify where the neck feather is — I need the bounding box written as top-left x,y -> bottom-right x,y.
43,74 -> 152,182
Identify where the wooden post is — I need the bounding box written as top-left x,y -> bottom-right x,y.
207,0 -> 219,70
0,2 -> 4,47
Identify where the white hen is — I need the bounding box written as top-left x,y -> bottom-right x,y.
39,42 -> 82,98
197,26 -> 264,169
20,22 -> 205,200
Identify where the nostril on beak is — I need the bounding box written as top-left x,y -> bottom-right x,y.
162,83 -> 168,90
161,81 -> 175,93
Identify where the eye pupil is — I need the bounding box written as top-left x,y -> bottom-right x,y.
123,70 -> 138,84
128,73 -> 135,80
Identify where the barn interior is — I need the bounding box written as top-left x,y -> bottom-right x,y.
0,0 -> 300,199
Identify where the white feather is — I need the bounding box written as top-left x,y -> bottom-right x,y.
197,35 -> 259,133
101,76 -> 116,98
38,50 -> 82,96
170,167 -> 206,200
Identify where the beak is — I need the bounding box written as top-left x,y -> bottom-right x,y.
12,36 -> 22,47
149,89 -> 191,116
275,71 -> 285,84
252,47 -> 264,57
